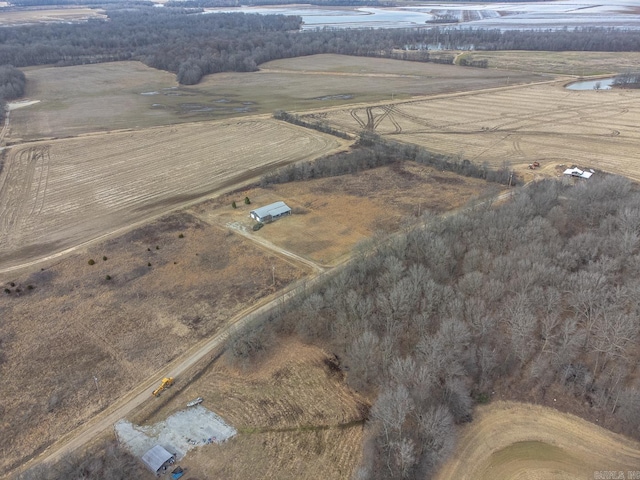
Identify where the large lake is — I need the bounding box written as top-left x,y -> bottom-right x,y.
204,1 -> 640,31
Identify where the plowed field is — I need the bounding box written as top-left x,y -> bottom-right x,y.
0,118 -> 343,272
314,82 -> 640,181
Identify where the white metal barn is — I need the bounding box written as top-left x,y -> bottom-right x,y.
250,201 -> 291,223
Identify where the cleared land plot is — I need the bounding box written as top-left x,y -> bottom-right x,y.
456,50 -> 640,76
435,401 -> 640,480
0,211 -> 308,474
254,54 -> 547,108
0,7 -> 105,26
9,62 -> 178,141
0,118 -> 342,272
129,340 -> 366,480
314,83 -> 640,182
192,162 -> 499,266
9,56 -> 546,140
115,406 -> 236,458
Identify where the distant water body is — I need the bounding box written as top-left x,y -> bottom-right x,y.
204,1 -> 640,31
566,78 -> 616,90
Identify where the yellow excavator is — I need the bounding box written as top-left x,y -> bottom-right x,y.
152,377 -> 174,397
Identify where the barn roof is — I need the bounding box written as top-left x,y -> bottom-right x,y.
251,201 -> 290,218
141,445 -> 173,473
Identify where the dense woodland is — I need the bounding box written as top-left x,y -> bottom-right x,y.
1,6 -> 640,84
0,65 -> 26,121
233,173 -> 640,479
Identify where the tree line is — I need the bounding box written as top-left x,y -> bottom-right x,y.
262,128 -> 518,187
0,65 -> 26,122
614,72 -> 640,89
273,110 -> 352,139
1,6 -> 640,84
231,173 -> 640,479
166,0 -> 395,7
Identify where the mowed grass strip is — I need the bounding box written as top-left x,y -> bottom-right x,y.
435,401 -> 640,480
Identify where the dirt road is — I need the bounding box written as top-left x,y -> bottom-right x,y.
14,265 -> 335,477
0,118 -> 343,275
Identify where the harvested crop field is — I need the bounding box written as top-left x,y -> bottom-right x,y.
0,118 -> 343,272
254,54 -> 547,109
0,7 -> 105,26
9,62 -> 178,140
10,56 -> 547,140
435,401 -> 640,480
0,211 -> 308,475
193,162 -> 499,266
130,340 -> 366,480
455,50 -> 640,76
313,82 -> 640,181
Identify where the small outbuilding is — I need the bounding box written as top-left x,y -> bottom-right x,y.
250,201 -> 291,223
563,167 -> 593,179
141,445 -> 175,476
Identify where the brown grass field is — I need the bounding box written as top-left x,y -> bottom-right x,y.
0,7 -> 105,26
456,50 -> 640,76
9,56 -> 546,140
435,401 -> 640,480
129,340 -> 366,480
191,162 -> 499,266
0,211 -> 310,475
0,118 -> 344,273
313,82 -> 640,182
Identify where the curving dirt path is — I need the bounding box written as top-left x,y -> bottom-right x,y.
14,265 -> 338,477
435,401 -> 640,480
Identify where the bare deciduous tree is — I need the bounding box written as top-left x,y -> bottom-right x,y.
370,385 -> 415,445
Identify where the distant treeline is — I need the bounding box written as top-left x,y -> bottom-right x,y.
1,6 -> 640,84
261,130 -> 518,187
166,0 -> 395,6
10,0 -> 152,5
614,72 -> 640,89
0,65 -> 26,122
0,65 -> 25,101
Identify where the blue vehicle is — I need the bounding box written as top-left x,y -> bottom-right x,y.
171,467 -> 184,479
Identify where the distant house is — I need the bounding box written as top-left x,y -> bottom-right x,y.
563,167 -> 593,179
141,445 -> 175,476
250,201 -> 291,223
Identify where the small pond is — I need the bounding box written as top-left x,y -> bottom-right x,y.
566,77 -> 616,90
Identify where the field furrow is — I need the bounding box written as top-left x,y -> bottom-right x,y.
0,118 -> 343,271
317,83 -> 640,180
